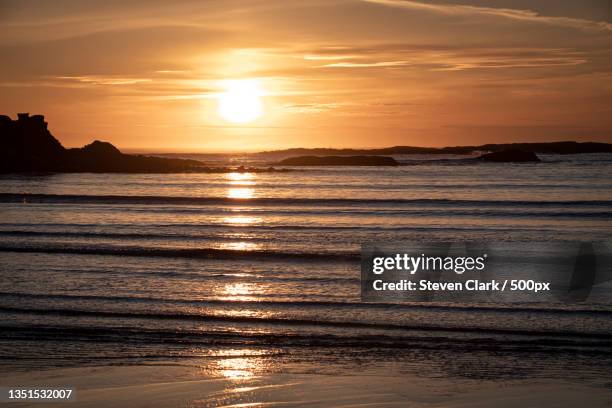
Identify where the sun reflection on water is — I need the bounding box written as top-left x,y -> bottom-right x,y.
198,349 -> 279,381
222,215 -> 261,225
216,357 -> 258,380
219,241 -> 261,251
221,282 -> 258,301
227,187 -> 254,199
227,172 -> 256,185
227,172 -> 256,199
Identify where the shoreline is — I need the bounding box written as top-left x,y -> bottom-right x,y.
2,364 -> 610,407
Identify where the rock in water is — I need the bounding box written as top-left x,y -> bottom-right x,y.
479,149 -> 540,163
277,155 -> 399,166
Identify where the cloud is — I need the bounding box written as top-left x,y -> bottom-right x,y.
306,46 -> 588,71
155,70 -> 188,74
362,0 -> 612,32
319,60 -> 410,68
303,54 -> 361,61
56,76 -> 152,85
283,102 -> 343,113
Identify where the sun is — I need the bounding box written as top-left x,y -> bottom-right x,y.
217,79 -> 264,123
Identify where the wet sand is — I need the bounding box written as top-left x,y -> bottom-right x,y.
2,364 -> 611,408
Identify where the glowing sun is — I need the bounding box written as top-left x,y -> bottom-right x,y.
217,79 -> 264,123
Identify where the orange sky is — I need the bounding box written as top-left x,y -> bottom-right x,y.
1,0 -> 611,151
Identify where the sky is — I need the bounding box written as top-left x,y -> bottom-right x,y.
1,0 -> 611,151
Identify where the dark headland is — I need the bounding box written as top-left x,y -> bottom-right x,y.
1,114 -> 281,173
275,150 -> 540,165
260,142 -> 612,157
265,140 -> 611,165
1,113 -> 208,173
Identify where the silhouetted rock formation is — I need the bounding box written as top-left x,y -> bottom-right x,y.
80,140 -> 123,157
277,155 -> 399,166
1,113 -> 65,172
478,149 -> 540,163
1,113 -> 205,173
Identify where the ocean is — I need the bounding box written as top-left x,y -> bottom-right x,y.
0,153 -> 611,386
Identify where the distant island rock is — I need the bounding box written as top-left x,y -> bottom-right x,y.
478,149 -> 541,163
277,155 -> 399,166
0,113 -> 283,174
259,141 -> 612,157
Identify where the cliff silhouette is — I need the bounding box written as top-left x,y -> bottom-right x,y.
1,113 -> 205,173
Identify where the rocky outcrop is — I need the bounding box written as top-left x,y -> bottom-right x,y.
1,113 -> 65,172
1,113 -> 205,173
478,149 -> 541,163
63,141 -> 205,173
277,155 -> 399,166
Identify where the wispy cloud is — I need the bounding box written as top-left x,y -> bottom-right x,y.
155,70 -> 188,74
283,102 -> 343,113
319,60 -> 410,68
302,44 -> 589,71
362,0 -> 612,32
56,76 -> 152,85
305,46 -> 588,71
303,55 -> 361,61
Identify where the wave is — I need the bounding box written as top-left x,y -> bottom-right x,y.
2,291 -> 611,315
2,325 -> 610,354
0,223 -> 595,233
2,193 -> 611,208
2,324 -> 611,353
2,207 -> 610,219
0,243 -> 359,262
2,306 -> 611,341
0,229 -> 270,242
41,181 -> 607,190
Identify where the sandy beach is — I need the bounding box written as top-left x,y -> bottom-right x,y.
1,364 -> 610,408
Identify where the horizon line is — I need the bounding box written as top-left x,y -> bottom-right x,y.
115,140 -> 611,155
